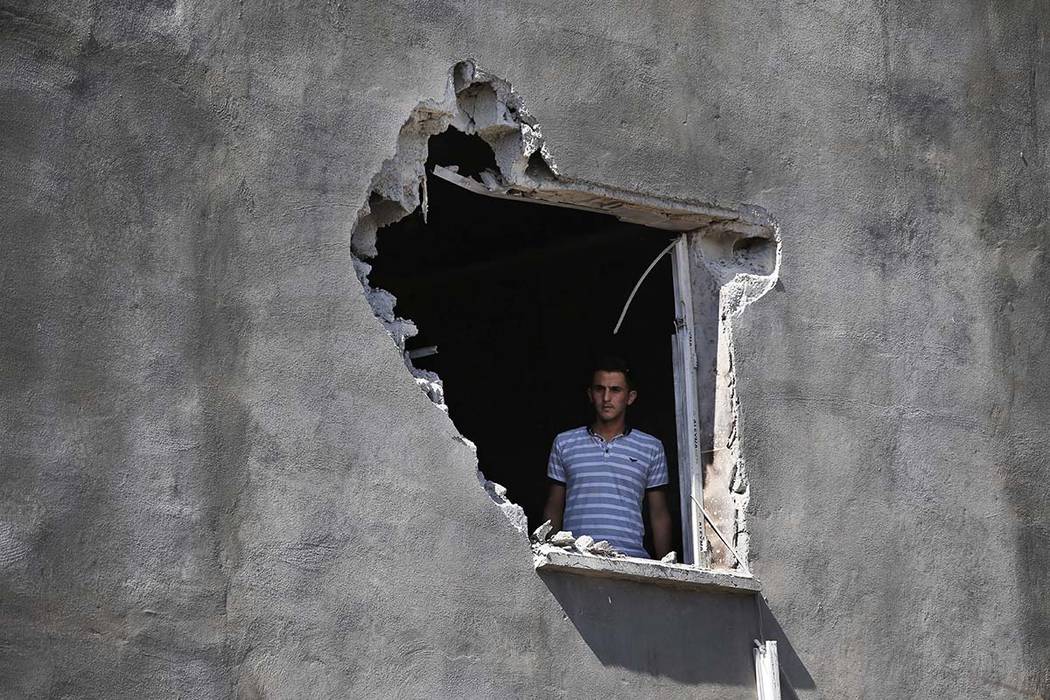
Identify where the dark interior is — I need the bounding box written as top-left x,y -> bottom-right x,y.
368,128 -> 682,558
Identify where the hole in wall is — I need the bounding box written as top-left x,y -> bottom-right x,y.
368,128 -> 685,558
350,60 -> 781,567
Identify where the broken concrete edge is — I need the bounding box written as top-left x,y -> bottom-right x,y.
454,434 -> 528,538
350,59 -> 560,261
699,220 -> 783,317
532,544 -> 761,595
351,56 -> 780,264
353,256 -> 448,412
479,471 -> 529,538
695,219 -> 783,569
350,58 -> 561,419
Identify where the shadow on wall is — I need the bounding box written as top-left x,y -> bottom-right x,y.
538,572 -> 815,694
755,597 -> 816,697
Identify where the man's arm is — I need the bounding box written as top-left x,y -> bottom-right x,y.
543,482 -> 566,533
646,488 -> 672,559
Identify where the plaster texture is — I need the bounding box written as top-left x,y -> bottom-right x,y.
2,2 -> 1048,698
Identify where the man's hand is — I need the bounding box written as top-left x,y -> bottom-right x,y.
543,482 -> 566,534
646,488 -> 673,559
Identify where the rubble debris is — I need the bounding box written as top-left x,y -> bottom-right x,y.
413,371 -> 446,410
532,520 -> 553,543
549,530 -> 575,547
661,551 -> 678,564
530,535 -> 629,560
478,169 -> 502,190
454,435 -> 477,453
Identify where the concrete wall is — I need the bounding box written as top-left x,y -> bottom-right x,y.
1,1 -> 1047,697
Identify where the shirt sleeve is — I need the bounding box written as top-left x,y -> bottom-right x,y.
547,437 -> 566,483
646,440 -> 669,489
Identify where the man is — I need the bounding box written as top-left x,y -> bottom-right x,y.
543,357 -> 673,559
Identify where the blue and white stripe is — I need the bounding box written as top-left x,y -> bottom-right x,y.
547,426 -> 668,558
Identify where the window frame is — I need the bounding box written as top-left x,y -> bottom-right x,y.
430,164 -> 752,574
670,233 -> 707,567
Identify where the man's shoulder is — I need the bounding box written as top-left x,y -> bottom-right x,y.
626,428 -> 664,451
553,426 -> 589,445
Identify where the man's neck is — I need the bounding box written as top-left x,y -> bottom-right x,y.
591,418 -> 626,441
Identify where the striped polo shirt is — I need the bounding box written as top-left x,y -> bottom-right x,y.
547,426 -> 669,558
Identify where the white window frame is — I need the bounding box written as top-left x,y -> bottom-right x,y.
670,233 -> 707,566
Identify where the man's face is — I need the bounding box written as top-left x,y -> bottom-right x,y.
588,370 -> 637,424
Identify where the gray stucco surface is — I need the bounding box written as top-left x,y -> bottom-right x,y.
1,1 -> 1047,698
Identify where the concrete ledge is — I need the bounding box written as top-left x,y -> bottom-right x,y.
533,546 -> 761,594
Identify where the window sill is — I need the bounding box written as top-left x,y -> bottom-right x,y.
532,544 -> 760,594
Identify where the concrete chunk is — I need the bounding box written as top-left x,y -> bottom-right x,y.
661,551 -> 678,564
574,535 -> 595,552
532,520 -> 553,543
479,169 -> 502,190
549,530 -> 574,547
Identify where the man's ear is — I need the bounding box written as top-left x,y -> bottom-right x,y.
627,389 -> 638,406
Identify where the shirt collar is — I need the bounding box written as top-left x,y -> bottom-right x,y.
587,423 -> 632,440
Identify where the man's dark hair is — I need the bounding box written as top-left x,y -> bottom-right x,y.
589,354 -> 635,389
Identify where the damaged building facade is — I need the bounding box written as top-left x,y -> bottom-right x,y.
2,2 -> 1048,698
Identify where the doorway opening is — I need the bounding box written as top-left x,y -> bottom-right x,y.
368,128 -> 684,559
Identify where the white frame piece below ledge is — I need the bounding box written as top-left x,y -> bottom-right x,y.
533,545 -> 760,595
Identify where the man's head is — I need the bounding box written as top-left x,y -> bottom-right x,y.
587,356 -> 637,425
